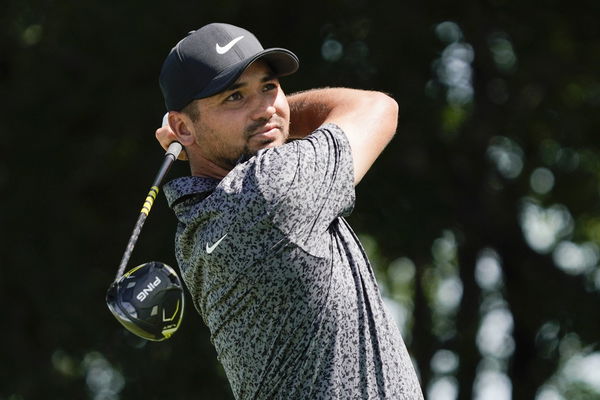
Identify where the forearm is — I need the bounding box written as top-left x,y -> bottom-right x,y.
287,88 -> 335,139
288,87 -> 396,135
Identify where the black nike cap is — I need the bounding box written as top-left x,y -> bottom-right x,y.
159,23 -> 300,111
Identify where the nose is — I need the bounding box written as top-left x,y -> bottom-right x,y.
250,94 -> 277,121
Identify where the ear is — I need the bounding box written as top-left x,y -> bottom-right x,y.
168,112 -> 195,146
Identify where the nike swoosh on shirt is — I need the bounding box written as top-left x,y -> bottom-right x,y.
206,234 -> 228,254
215,36 -> 244,54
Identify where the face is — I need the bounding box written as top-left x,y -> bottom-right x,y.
185,61 -> 290,170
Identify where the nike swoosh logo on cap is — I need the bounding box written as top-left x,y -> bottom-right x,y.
216,36 -> 245,54
206,234 -> 228,254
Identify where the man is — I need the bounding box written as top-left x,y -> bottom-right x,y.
156,23 -> 423,399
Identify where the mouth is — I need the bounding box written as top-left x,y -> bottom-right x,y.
248,124 -> 282,143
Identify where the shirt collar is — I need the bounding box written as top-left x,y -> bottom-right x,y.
163,176 -> 221,208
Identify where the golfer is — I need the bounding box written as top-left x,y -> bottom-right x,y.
156,23 -> 423,399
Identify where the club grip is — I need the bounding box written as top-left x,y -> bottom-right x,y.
166,141 -> 183,160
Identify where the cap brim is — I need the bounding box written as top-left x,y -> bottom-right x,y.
191,48 -> 299,101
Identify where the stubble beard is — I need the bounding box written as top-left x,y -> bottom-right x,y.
234,116 -> 289,165
197,115 -> 290,169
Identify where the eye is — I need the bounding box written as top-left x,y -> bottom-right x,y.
263,82 -> 278,92
225,91 -> 243,102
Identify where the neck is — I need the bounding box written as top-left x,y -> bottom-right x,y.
189,152 -> 231,180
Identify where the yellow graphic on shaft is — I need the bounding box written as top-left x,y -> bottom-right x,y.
141,186 -> 160,215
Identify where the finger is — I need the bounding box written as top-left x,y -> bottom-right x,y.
157,113 -> 188,160
155,126 -> 173,151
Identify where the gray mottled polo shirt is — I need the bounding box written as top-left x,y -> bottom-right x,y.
164,123 -> 423,399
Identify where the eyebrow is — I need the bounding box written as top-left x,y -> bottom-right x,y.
224,74 -> 277,93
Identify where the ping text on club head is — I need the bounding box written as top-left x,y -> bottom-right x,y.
136,276 -> 162,302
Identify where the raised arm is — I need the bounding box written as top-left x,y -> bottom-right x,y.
288,88 -> 398,185
155,87 -> 398,183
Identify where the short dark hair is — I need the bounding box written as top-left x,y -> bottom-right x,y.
181,100 -> 200,123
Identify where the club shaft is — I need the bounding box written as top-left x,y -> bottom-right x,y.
115,142 -> 182,279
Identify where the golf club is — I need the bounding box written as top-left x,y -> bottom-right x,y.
106,116 -> 185,341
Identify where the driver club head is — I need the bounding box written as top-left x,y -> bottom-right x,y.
106,261 -> 184,341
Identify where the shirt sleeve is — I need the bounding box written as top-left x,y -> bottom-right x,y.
245,123 -> 356,248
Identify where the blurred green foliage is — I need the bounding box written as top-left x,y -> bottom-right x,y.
2,0 -> 600,399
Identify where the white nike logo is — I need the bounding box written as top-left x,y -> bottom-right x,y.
206,234 -> 228,254
216,36 -> 244,54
